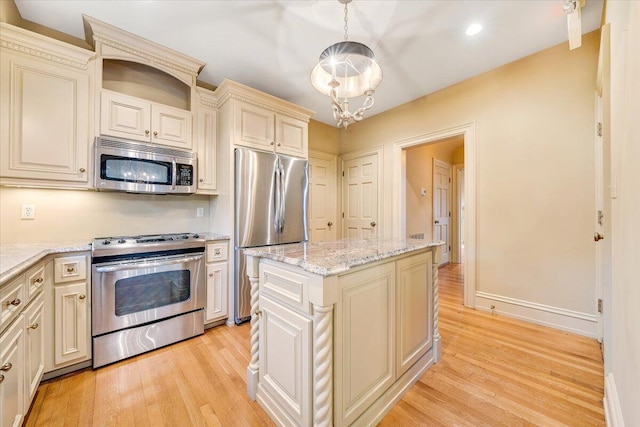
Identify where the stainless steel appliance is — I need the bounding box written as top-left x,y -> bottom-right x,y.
91,233 -> 205,368
234,147 -> 309,324
94,136 -> 197,194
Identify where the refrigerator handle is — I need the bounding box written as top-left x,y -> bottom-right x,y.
280,163 -> 285,232
274,166 -> 281,235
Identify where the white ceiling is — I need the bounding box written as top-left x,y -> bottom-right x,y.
15,0 -> 604,126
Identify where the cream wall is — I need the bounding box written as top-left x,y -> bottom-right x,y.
405,138 -> 463,240
603,1 -> 640,425
341,31 -> 600,332
0,187 -> 210,243
309,119 -> 340,155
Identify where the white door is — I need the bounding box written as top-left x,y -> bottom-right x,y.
309,152 -> 337,242
433,159 -> 451,264
342,153 -> 379,239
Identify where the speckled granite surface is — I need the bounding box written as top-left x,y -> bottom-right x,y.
244,238 -> 444,277
0,232 -> 230,286
0,241 -> 91,285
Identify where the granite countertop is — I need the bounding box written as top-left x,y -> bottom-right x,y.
0,232 -> 230,286
244,238 -> 444,277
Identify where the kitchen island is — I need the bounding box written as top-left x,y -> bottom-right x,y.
244,238 -> 444,427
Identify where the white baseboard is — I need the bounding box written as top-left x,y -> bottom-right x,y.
475,291 -> 597,338
604,373 -> 625,427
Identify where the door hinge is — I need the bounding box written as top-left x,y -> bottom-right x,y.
342,171 -> 345,177
342,212 -> 344,218
449,211 -> 452,217
597,210 -> 603,226
597,122 -> 602,137
449,177 -> 452,183
598,299 -> 603,313
449,245 -> 451,251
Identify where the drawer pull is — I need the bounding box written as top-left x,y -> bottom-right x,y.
27,322 -> 39,330
66,266 -> 76,273
0,363 -> 12,372
79,294 -> 86,300
214,249 -> 221,256
33,277 -> 44,284
5,298 -> 21,308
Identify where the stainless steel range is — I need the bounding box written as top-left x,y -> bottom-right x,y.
91,233 -> 205,368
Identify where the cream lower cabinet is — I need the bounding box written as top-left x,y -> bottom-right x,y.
48,254 -> 90,369
100,90 -> 192,150
0,315 -> 25,427
0,23 -> 94,188
258,295 -> 312,427
205,241 -> 229,324
23,292 -> 45,408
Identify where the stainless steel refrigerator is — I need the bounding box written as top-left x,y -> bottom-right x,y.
234,147 -> 309,324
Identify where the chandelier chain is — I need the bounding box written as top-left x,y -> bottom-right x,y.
343,1 -> 349,41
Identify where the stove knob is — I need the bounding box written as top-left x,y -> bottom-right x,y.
102,240 -> 111,245
181,235 -> 188,239
193,234 -> 199,238
117,239 -> 126,244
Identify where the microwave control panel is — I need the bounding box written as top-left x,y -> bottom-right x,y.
176,164 -> 194,186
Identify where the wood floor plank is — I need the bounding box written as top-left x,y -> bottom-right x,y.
24,262 -> 604,426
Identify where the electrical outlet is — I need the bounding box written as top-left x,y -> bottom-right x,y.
21,204 -> 35,220
196,207 -> 204,218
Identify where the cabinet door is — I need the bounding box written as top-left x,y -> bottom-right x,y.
100,90 -> 151,142
233,101 -> 275,151
396,252 -> 432,377
23,292 -> 45,406
259,295 -> 312,427
54,282 -> 89,365
151,104 -> 192,149
196,96 -> 217,193
335,262 -> 396,426
0,52 -> 90,184
0,316 -> 25,427
275,115 -> 308,158
205,262 -> 228,323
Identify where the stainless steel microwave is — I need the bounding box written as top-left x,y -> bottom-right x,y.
94,136 -> 197,195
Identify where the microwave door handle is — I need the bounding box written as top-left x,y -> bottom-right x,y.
171,158 -> 177,190
94,254 -> 204,273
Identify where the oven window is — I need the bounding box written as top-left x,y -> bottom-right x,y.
114,270 -> 191,316
101,155 -> 172,185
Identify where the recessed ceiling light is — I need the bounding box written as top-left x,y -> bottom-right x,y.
466,23 -> 483,36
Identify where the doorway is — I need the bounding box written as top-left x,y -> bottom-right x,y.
392,123 -> 476,308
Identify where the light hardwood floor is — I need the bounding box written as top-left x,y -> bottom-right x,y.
25,263 -> 604,426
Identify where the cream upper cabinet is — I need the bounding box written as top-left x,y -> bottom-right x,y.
195,88 -> 218,194
216,79 -> 313,159
0,23 -> 95,189
100,90 -> 192,150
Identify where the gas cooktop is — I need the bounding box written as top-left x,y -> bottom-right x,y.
92,233 -> 205,258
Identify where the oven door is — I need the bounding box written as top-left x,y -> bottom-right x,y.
91,253 -> 205,336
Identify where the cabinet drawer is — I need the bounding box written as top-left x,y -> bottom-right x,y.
26,262 -> 46,299
1,275 -> 25,333
260,261 -> 310,314
206,242 -> 229,262
54,255 -> 87,283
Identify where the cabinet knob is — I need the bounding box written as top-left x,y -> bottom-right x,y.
79,294 -> 86,300
6,298 -> 21,307
153,131 -> 158,137
254,309 -> 263,317
0,374 -> 4,384
594,232 -> 604,242
199,178 -> 204,183
270,141 -> 275,146
277,143 -> 281,147
145,130 -> 150,135
27,322 -> 39,330
214,249 -> 221,255
0,363 -> 12,372
34,277 -> 44,284
370,222 -> 376,227
79,168 -> 86,173
209,273 -> 213,277
66,266 -> 75,273
327,221 -> 333,227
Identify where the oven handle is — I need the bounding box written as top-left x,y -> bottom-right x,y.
94,254 -> 203,273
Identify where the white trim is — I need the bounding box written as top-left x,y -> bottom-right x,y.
451,163 -> 464,264
475,291 -> 598,338
340,147 -> 384,239
392,122 -> 476,308
604,373 -> 625,427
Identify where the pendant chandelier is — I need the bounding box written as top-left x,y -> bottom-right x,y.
310,0 -> 383,129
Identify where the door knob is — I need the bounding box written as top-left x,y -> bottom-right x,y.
370,222 -> 376,227
435,220 -> 440,224
327,221 -> 333,227
594,232 -> 604,242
